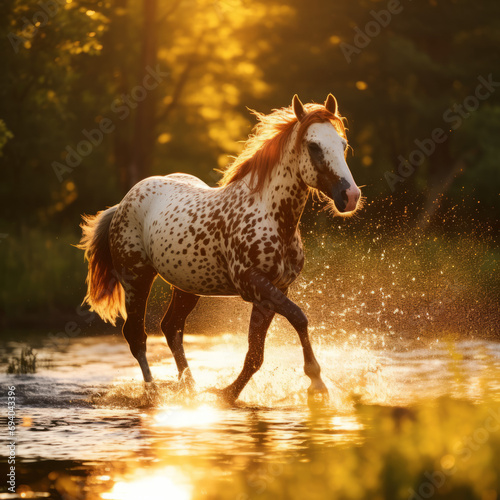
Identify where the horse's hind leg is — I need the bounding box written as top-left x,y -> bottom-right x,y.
121,267 -> 157,382
161,288 -> 199,388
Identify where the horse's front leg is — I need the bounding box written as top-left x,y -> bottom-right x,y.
218,303 -> 275,403
223,269 -> 328,402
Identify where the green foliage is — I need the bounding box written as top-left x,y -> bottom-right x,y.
1,0 -> 498,229
0,227 -> 86,321
7,346 -> 37,374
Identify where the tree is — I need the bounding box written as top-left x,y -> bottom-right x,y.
0,0 -> 109,224
0,0 -> 283,225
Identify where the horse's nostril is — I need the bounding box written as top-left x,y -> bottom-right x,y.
341,190 -> 348,203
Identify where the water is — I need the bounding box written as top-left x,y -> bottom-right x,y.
1,331 -> 500,499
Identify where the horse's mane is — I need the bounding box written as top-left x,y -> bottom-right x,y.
218,103 -> 348,193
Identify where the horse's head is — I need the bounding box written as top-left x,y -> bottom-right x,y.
293,94 -> 361,215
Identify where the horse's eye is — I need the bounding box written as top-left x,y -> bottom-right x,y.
307,142 -> 323,162
307,142 -> 326,171
307,142 -> 321,154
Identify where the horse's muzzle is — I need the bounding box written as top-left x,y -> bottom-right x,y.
339,185 -> 361,213
317,172 -> 360,213
328,181 -> 360,213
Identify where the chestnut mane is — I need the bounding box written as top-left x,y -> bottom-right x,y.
219,103 -> 347,193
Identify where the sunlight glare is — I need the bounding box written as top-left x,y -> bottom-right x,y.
330,416 -> 364,432
101,468 -> 191,500
153,404 -> 220,429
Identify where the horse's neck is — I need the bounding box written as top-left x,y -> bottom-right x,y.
263,153 -> 309,241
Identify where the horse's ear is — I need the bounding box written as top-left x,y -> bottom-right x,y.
293,94 -> 306,122
325,93 -> 338,115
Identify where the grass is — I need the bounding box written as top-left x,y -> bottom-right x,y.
6,346 -> 37,374
0,227 -> 86,323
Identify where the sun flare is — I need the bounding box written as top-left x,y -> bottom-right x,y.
101,468 -> 191,500
153,404 -> 220,429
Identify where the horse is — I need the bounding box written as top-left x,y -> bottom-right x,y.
78,94 -> 361,403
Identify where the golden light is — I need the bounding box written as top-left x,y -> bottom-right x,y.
362,155 -> 373,167
440,454 -> 456,470
157,133 -> 172,144
101,468 -> 191,500
22,416 -> 33,427
356,81 -> 368,91
330,416 -> 364,433
153,404 -> 219,429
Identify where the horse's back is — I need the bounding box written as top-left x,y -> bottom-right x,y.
110,174 -> 237,296
159,173 -> 210,189
129,173 -> 210,197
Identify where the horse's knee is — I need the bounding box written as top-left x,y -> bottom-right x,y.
304,359 -> 321,379
161,319 -> 181,349
246,352 -> 264,374
291,310 -> 308,333
253,354 -> 264,372
160,316 -> 170,336
165,330 -> 178,351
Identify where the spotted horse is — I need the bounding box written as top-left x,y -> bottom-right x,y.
78,94 -> 362,403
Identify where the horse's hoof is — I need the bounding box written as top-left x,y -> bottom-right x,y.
307,380 -> 329,403
207,387 -> 237,405
144,379 -> 157,389
180,378 -> 196,397
178,369 -> 196,395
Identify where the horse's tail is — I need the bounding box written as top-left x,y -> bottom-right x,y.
77,205 -> 126,326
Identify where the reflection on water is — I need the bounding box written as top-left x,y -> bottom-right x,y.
153,404 -> 220,429
0,332 -> 499,499
101,467 -> 191,500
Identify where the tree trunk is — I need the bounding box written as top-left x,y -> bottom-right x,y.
103,0 -> 135,193
128,0 -> 159,187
